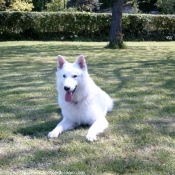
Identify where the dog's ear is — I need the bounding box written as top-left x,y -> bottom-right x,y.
57,55 -> 66,70
76,55 -> 86,69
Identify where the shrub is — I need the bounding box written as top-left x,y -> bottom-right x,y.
0,11 -> 175,41
156,0 -> 175,14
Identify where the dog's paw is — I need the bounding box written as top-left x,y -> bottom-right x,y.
47,130 -> 60,138
86,133 -> 97,142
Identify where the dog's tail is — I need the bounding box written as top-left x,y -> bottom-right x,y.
106,93 -> 114,112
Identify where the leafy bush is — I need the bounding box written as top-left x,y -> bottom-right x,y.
0,11 -> 175,41
11,0 -> 34,11
45,0 -> 64,12
156,0 -> 175,14
123,14 -> 175,41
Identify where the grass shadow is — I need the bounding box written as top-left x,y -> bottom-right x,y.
14,119 -> 61,138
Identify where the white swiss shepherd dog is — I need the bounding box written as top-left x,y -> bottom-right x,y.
48,55 -> 113,141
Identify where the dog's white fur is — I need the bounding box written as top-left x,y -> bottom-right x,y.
48,55 -> 113,141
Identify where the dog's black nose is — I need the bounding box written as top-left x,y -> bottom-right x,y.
64,86 -> 70,91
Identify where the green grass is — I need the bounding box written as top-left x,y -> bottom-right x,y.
0,41 -> 175,175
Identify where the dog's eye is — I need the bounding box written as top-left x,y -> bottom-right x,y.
73,75 -> 77,78
63,74 -> 66,78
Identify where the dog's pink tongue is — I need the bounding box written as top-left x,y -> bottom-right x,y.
65,92 -> 73,102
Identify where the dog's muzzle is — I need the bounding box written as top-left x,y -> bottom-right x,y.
64,86 -> 77,102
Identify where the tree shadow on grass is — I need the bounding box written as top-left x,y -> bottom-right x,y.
88,53 -> 175,148
14,104 -> 90,139
14,119 -> 61,138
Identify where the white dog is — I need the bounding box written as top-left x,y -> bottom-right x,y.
48,55 -> 113,141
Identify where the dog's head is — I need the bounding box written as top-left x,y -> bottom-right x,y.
56,55 -> 87,102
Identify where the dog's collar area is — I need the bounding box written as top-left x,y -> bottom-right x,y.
73,101 -> 78,105
71,94 -> 88,105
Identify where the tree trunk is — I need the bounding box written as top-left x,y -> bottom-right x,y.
109,0 -> 123,48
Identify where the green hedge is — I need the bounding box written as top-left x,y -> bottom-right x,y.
0,12 -> 175,41
123,14 -> 175,41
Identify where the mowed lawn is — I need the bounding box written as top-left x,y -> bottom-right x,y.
0,41 -> 175,175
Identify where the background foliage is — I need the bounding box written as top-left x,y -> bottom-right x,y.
9,0 -> 34,11
156,0 -> 175,14
0,0 -> 175,14
45,0 -> 64,12
0,12 -> 175,41
0,0 -> 34,11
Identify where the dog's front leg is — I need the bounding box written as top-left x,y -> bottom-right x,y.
86,118 -> 108,141
48,118 -> 74,138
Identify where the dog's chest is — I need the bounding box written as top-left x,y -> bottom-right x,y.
61,100 -> 95,125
